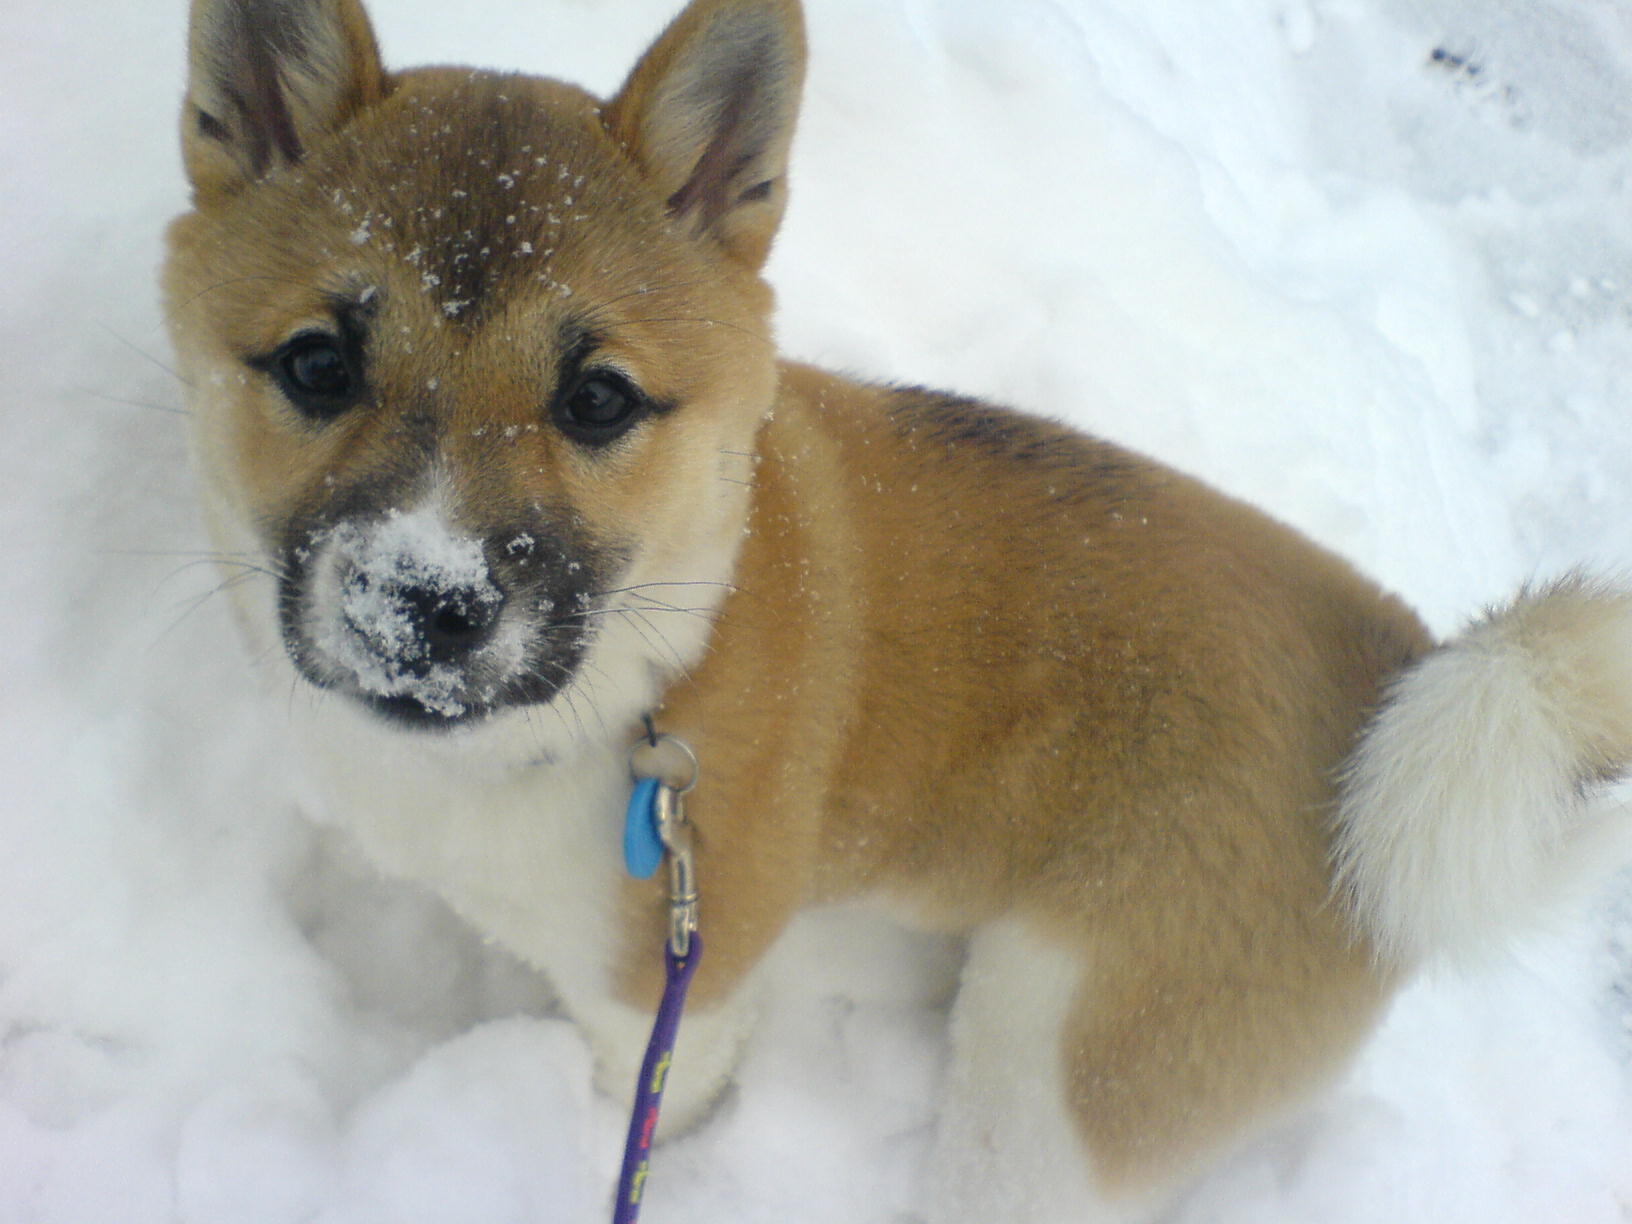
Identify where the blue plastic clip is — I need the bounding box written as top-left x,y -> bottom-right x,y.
623,776 -> 665,879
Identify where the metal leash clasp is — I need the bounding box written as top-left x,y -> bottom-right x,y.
652,783 -> 698,958
628,729 -> 701,958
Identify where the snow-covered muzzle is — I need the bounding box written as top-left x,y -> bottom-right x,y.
276,501 -> 621,729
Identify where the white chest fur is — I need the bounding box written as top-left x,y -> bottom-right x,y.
291,701 -> 632,1006
288,698 -> 763,1132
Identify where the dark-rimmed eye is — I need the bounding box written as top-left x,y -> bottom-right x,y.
554,370 -> 646,444
266,333 -> 360,420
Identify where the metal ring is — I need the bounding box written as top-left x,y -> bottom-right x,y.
628,730 -> 699,794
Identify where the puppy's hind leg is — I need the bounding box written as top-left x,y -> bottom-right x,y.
920,905 -> 1390,1224
919,920 -> 1170,1224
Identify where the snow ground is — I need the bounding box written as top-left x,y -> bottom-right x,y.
3,0 -> 1632,1220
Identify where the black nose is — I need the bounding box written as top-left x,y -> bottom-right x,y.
398,582 -> 504,662
340,568 -> 506,670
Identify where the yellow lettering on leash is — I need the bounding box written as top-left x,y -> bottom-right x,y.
649,1050 -> 672,1093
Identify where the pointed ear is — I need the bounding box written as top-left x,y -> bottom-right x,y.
181,0 -> 386,201
603,0 -> 805,270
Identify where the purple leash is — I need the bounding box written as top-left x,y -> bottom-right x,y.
612,938 -> 702,1223
614,731 -> 703,1223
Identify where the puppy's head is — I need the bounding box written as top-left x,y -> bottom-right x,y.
163,0 -> 804,754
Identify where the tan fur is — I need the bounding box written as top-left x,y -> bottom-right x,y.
164,0 -> 1629,1212
624,368 -> 1426,1183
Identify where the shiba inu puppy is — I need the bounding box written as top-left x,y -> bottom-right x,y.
163,0 -> 1632,1218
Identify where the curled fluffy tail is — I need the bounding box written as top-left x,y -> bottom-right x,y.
1332,577 -> 1632,965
